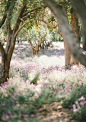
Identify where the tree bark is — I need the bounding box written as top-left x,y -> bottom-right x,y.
64,40 -> 71,66
70,7 -> 80,65
70,0 -> 86,51
0,42 -> 9,83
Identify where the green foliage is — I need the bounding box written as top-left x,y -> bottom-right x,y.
6,86 -> 16,95
18,95 -> 26,104
27,25 -> 53,47
30,73 -> 40,84
62,86 -> 86,121
9,71 -> 15,78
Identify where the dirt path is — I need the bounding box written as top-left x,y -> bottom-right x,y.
37,101 -> 78,122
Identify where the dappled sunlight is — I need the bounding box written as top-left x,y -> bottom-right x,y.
37,55 -> 65,68
11,41 -> 65,70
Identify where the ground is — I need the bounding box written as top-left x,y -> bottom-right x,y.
0,41 -> 85,122
10,41 -> 78,122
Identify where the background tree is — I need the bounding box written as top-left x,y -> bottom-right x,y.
24,24 -> 53,56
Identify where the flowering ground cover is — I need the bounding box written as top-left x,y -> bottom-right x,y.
0,41 -> 86,122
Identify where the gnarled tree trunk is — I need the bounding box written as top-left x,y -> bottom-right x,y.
0,2 -> 26,84
0,33 -> 16,83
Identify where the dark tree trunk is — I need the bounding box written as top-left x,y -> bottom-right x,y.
0,67 -> 9,84
0,43 -> 10,83
0,3 -> 26,84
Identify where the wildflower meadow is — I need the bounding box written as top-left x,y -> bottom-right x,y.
0,41 -> 86,122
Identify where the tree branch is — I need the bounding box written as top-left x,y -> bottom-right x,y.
40,32 -> 47,44
22,5 -> 46,17
6,0 -> 17,30
13,18 -> 58,45
23,29 -> 35,50
7,3 -> 27,65
6,0 -> 17,54
0,0 -> 12,28
56,28 -> 63,38
13,3 -> 27,34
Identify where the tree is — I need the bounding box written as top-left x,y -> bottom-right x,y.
0,0 -> 46,83
0,0 -> 57,83
47,1 -> 80,66
24,24 -> 53,56
0,0 -> 27,83
42,0 -> 86,67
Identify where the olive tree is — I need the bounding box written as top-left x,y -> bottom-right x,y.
0,0 -> 46,83
24,24 -> 53,55
43,0 -> 86,67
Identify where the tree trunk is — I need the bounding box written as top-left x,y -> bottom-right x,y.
0,48 -> 10,84
70,7 -> 80,65
43,0 -> 86,67
0,66 -> 9,84
33,48 -> 39,56
64,7 -> 80,66
0,3 -> 26,84
64,40 -> 71,66
70,0 -> 86,51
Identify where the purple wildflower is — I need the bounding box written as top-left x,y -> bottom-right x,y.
84,101 -> 86,104
78,96 -> 85,101
30,114 -> 34,118
79,111 -> 81,113
1,102 -> 4,106
80,102 -> 84,108
13,115 -> 17,118
79,92 -> 82,95
39,107 -> 44,111
7,110 -> 11,114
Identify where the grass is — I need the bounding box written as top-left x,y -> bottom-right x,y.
0,42 -> 86,122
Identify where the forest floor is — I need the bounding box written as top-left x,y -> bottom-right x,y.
0,41 -> 85,122
11,41 -> 80,122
